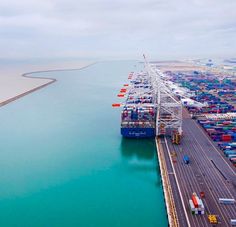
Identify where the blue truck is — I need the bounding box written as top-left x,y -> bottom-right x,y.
183,155 -> 190,164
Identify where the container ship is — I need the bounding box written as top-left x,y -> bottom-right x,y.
120,72 -> 157,138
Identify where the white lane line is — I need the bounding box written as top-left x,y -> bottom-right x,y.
172,142 -> 208,227
189,127 -> 236,219
193,120 -> 236,176
189,123 -> 235,199
164,137 -> 191,227
186,125 -> 233,225
179,136 -> 212,227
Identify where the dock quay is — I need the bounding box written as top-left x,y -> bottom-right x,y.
156,109 -> 236,227
156,137 -> 187,227
114,58 -> 236,226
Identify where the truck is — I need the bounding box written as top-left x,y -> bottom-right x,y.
183,155 -> 190,164
208,215 -> 218,224
189,193 -> 205,215
172,131 -> 181,145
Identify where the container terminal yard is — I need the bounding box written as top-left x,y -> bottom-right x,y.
113,57 -> 236,227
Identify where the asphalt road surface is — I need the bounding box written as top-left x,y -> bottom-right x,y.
159,112 -> 236,227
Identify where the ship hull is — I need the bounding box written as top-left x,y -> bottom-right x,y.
121,128 -> 155,138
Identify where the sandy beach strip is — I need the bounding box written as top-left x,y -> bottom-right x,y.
0,61 -> 94,107
153,61 -> 206,72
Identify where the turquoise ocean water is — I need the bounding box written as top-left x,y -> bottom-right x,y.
0,61 -> 167,227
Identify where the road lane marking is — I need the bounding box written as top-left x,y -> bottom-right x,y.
164,137 -> 191,227
193,120 -> 236,176
186,125 -> 233,225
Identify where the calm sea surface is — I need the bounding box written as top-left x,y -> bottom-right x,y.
0,61 -> 167,227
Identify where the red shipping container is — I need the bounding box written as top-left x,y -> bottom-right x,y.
191,195 -> 199,208
221,134 -> 232,142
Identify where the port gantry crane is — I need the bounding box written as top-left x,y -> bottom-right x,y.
143,55 -> 183,137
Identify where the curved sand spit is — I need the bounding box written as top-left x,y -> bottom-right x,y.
0,61 -> 94,107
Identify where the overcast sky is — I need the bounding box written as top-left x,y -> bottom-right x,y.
0,0 -> 235,60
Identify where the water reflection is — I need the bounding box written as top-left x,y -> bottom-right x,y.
120,138 -> 161,187
120,138 -> 155,160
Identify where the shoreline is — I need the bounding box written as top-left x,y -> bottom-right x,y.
0,62 -> 95,107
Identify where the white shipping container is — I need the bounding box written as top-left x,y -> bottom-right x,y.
198,199 -> 205,209
231,219 -> 236,226
219,198 -> 235,204
189,200 -> 195,211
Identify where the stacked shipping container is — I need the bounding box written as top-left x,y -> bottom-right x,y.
166,70 -> 236,167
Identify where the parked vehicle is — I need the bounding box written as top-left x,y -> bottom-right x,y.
208,215 -> 218,224
183,155 -> 190,164
189,192 -> 205,215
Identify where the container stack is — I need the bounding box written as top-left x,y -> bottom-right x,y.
218,142 -> 236,167
198,119 -> 236,142
189,192 -> 205,215
218,91 -> 236,104
166,69 -> 236,167
166,70 -> 235,115
197,118 -> 236,166
190,92 -> 235,114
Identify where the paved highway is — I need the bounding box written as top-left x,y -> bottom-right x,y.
158,110 -> 236,227
158,138 -> 189,227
